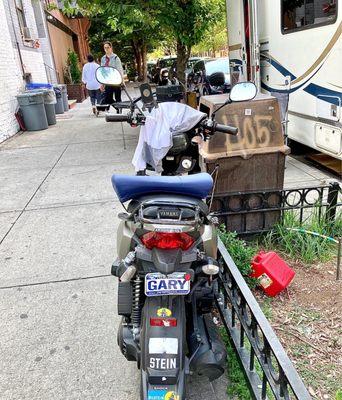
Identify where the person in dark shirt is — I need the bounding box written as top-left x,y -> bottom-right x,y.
100,41 -> 123,110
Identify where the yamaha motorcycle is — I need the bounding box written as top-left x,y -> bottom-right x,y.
96,66 -> 257,400
96,69 -> 253,176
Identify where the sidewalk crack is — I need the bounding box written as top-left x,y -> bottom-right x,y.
0,145 -> 69,246
0,274 -> 111,291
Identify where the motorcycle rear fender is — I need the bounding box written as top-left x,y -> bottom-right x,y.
140,296 -> 187,395
117,220 -> 136,259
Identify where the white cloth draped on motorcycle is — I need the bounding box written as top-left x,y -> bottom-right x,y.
132,102 -> 206,172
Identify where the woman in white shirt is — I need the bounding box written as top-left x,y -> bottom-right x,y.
82,54 -> 101,115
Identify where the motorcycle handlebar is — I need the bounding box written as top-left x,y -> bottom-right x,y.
215,123 -> 238,136
105,114 -> 129,123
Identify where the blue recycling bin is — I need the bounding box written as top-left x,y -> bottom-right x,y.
26,83 -> 53,90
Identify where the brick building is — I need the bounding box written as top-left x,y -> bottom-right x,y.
45,0 -> 91,83
0,0 -> 49,142
0,0 -> 90,143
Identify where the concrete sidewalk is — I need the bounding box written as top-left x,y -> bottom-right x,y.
0,98 -> 338,400
0,99 -> 227,400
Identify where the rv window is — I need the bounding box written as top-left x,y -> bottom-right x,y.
282,0 -> 337,33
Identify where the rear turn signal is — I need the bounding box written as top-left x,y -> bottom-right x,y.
141,232 -> 194,251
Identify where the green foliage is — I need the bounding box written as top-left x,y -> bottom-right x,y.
192,13 -> 228,56
63,0 -> 226,82
219,328 -> 251,399
153,0 -> 224,48
336,389 -> 342,400
262,211 -> 339,264
152,0 -> 224,81
218,227 -> 258,288
66,49 -> 82,84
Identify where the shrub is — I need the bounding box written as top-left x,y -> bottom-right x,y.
218,227 -> 258,288
66,49 -> 82,84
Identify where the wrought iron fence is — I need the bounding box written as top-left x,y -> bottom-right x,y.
210,182 -> 341,235
215,239 -> 312,399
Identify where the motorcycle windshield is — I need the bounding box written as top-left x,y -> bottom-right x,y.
133,102 -> 206,172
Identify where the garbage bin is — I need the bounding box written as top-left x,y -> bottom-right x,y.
17,92 -> 48,131
57,84 -> 69,112
53,86 -> 64,114
26,89 -> 57,125
26,82 -> 53,90
43,89 -> 57,125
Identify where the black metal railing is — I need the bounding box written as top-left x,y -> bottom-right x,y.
215,239 -> 312,399
210,182 -> 341,235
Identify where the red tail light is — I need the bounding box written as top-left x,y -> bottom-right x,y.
141,232 -> 194,250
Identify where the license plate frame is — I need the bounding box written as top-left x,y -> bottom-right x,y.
145,272 -> 190,297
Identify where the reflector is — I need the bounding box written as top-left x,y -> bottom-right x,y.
150,318 -> 177,327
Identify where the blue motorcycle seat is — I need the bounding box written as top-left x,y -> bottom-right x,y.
111,173 -> 213,203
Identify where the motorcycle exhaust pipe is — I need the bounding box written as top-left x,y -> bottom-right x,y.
188,313 -> 226,382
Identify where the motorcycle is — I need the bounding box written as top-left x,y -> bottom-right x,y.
95,67 -> 256,176
95,66 -> 257,400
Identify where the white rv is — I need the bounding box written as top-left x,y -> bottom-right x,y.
226,0 -> 342,160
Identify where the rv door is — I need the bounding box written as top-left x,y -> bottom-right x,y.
226,0 -> 260,90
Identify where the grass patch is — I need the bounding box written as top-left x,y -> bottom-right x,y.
220,328 -> 251,399
295,359 -> 341,397
260,297 -> 273,319
261,210 -> 340,264
218,210 -> 341,397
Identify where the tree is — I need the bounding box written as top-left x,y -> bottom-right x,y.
152,0 -> 224,83
62,0 -> 225,82
192,15 -> 228,57
62,0 -> 163,81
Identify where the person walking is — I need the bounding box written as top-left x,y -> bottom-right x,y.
82,54 -> 101,115
101,41 -> 124,110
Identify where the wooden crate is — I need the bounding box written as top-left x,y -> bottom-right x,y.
199,93 -> 290,233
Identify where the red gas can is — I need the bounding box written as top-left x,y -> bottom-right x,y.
251,251 -> 295,297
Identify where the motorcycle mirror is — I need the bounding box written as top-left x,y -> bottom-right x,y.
230,81 -> 257,102
96,66 -> 123,86
207,72 -> 225,87
139,83 -> 154,105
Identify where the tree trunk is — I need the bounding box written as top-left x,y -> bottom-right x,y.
176,40 -> 190,86
141,43 -> 147,82
132,41 -> 147,82
132,40 -> 142,81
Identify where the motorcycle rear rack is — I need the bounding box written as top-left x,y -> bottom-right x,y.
136,204 -> 202,227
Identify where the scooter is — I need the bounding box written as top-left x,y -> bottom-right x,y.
96,67 -> 256,176
95,66 -> 257,400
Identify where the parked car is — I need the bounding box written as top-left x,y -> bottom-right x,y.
170,57 -> 204,81
152,56 -> 177,84
187,57 -> 231,96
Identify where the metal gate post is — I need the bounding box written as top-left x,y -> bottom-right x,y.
326,182 -> 340,223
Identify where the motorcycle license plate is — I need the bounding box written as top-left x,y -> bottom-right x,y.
145,272 -> 190,297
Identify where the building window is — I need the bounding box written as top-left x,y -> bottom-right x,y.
15,0 -> 31,39
281,0 -> 337,33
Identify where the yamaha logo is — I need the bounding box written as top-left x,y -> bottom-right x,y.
159,209 -> 180,218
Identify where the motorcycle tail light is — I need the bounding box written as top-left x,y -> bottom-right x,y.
150,318 -> 177,327
141,232 -> 194,251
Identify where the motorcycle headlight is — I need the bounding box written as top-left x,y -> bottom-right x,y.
181,158 -> 192,170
